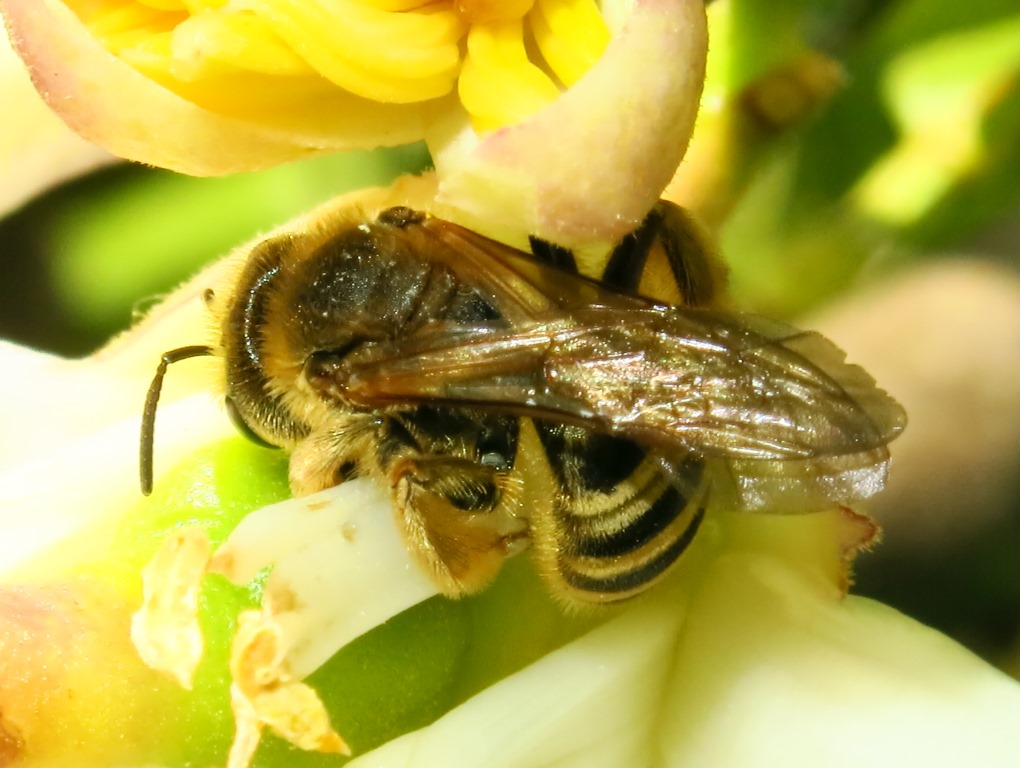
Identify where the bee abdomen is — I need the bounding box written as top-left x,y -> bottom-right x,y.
567,483 -> 693,558
536,424 -> 708,602
557,463 -> 706,601
556,501 -> 705,600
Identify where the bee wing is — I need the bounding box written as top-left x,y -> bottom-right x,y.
341,306 -> 905,511
419,218 -> 650,320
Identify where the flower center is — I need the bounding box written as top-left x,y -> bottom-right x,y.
66,0 -> 610,131
460,0 -> 610,132
455,0 -> 535,25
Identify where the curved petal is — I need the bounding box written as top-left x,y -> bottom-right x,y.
0,580 -> 188,767
661,527 -> 1020,766
429,0 -> 708,255
0,23 -> 113,215
344,510 -> 1020,767
0,257 -> 231,576
347,578 -> 690,768
0,0 -> 428,174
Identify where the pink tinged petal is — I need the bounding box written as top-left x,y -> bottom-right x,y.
0,24 -> 114,216
0,580 -> 183,766
0,0 -> 428,175
430,0 -> 708,255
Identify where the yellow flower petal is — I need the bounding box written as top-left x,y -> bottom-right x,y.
0,0 -> 649,172
459,20 -> 560,133
166,11 -> 313,79
530,0 -> 609,87
0,0 -> 429,173
227,0 -> 464,102
455,0 -> 535,24
430,0 -> 708,257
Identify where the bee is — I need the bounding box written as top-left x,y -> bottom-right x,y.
140,198 -> 905,604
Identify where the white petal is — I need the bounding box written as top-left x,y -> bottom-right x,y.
661,545 -> 1020,766
213,480 -> 439,679
348,574 -> 691,768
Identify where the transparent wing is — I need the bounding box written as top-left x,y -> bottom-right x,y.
329,305 -> 905,511
342,306 -> 904,458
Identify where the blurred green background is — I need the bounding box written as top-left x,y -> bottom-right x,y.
1,0 -> 1018,676
0,145 -> 431,354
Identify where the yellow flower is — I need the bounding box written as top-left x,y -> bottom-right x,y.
51,0 -> 604,129
0,0 -> 705,253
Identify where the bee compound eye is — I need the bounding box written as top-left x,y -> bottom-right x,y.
224,396 -> 277,449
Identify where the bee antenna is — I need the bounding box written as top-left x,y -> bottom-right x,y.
140,345 -> 214,496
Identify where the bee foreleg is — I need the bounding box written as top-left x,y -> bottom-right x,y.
388,455 -> 527,597
288,425 -> 372,496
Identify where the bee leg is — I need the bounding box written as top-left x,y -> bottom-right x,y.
288,427 -> 368,496
388,455 -> 527,597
